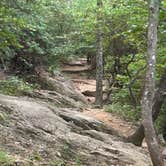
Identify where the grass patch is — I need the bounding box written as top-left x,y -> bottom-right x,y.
0,150 -> 14,165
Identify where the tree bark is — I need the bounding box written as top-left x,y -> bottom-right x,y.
127,67 -> 166,146
95,0 -> 103,107
141,0 -> 164,165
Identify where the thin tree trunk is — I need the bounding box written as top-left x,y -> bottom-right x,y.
127,67 -> 166,146
142,0 -> 163,165
127,68 -> 166,146
95,0 -> 103,107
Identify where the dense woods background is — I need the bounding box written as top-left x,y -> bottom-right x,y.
0,0 -> 166,165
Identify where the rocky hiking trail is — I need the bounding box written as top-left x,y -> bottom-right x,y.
61,57 -> 136,137
0,57 -> 153,166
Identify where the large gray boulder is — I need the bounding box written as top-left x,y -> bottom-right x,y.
0,94 -> 152,166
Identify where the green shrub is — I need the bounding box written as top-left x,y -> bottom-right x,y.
0,76 -> 36,96
112,88 -> 131,104
155,102 -> 166,134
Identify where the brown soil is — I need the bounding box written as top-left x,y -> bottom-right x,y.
83,108 -> 136,136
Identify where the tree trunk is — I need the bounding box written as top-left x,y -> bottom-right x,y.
95,0 -> 103,107
141,0 -> 163,165
127,67 -> 166,146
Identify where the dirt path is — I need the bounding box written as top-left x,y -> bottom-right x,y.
83,109 -> 136,136
61,57 -> 136,136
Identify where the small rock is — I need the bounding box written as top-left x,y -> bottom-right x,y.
162,149 -> 166,159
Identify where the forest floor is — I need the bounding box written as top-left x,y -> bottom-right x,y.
61,57 -> 136,137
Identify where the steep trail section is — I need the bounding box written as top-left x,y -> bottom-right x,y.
61,57 -> 135,137
61,57 -> 107,103
72,79 -> 97,103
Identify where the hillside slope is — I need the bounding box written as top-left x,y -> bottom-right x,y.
0,69 -> 152,166
0,94 -> 152,166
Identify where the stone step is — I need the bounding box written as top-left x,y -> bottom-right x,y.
62,65 -> 91,73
